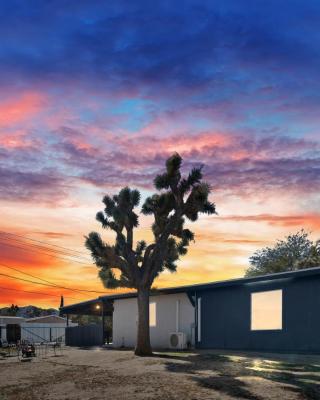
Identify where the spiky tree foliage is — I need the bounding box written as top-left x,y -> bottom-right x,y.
245,230 -> 320,277
85,153 -> 216,355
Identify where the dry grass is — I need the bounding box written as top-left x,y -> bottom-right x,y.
0,347 -> 320,399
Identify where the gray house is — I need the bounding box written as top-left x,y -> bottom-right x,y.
61,266 -> 320,352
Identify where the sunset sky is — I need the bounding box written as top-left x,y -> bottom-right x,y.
0,1 -> 319,308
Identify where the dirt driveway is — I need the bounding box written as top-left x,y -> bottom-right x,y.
1,347 -> 320,400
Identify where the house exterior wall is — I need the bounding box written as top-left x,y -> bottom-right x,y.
0,317 -> 25,342
113,292 -> 195,348
197,274 -> 320,352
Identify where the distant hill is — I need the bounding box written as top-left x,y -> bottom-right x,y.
0,305 -> 59,318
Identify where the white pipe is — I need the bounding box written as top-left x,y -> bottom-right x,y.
176,300 -> 180,332
197,298 -> 201,342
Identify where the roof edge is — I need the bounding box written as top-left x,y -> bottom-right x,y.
100,265 -> 320,301
61,266 -> 320,310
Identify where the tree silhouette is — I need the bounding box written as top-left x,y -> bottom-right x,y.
59,295 -> 64,316
245,230 -> 320,277
7,304 -> 19,316
85,153 -> 216,355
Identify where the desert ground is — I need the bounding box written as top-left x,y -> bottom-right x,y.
1,347 -> 320,400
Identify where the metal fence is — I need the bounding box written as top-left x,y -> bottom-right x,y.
66,324 -> 103,347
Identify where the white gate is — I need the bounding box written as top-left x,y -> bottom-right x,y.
20,323 -> 66,343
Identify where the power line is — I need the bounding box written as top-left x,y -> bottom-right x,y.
0,235 -> 91,262
0,262 -> 89,296
0,231 -> 111,301
0,271 -> 97,293
0,240 -> 92,266
0,286 -> 80,301
0,264 -> 107,294
0,232 -> 92,262
0,231 -> 90,258
0,231 -> 90,257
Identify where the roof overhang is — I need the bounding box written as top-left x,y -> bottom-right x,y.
61,298 -> 113,316
60,266 -> 320,312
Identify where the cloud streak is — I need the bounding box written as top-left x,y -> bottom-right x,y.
219,214 -> 320,230
52,129 -> 320,197
0,166 -> 71,204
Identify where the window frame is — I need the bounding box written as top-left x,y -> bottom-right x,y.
250,289 -> 283,331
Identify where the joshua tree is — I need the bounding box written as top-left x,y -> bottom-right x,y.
85,153 -> 216,355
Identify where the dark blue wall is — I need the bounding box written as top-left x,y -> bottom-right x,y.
196,275 -> 320,352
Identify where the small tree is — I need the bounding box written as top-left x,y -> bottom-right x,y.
245,230 -> 320,277
85,153 -> 216,355
59,295 -> 64,316
7,304 -> 19,316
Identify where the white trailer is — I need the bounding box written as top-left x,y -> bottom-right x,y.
0,315 -> 76,344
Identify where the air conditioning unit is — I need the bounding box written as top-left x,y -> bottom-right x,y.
169,332 -> 187,350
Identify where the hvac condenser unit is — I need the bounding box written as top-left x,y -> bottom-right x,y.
169,332 -> 187,350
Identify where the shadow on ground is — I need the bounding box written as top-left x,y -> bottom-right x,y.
161,353 -> 320,400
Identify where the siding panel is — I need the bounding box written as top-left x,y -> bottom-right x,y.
198,275 -> 320,352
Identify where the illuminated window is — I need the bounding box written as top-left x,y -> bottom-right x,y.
149,302 -> 156,327
251,290 -> 282,330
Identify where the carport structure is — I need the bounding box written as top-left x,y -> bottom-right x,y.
61,298 -> 113,346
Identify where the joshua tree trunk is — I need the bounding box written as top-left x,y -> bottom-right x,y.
135,288 -> 152,356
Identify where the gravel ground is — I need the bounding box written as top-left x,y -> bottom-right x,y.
1,347 -> 320,400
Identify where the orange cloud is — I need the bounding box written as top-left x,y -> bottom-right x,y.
31,231 -> 74,239
0,241 -> 60,270
219,213 -> 320,230
0,229 -> 108,308
0,279 -> 86,307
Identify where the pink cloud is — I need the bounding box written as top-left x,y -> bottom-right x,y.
113,131 -> 232,156
0,91 -> 46,127
0,130 -> 31,149
50,125 -> 319,199
0,91 -> 48,150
